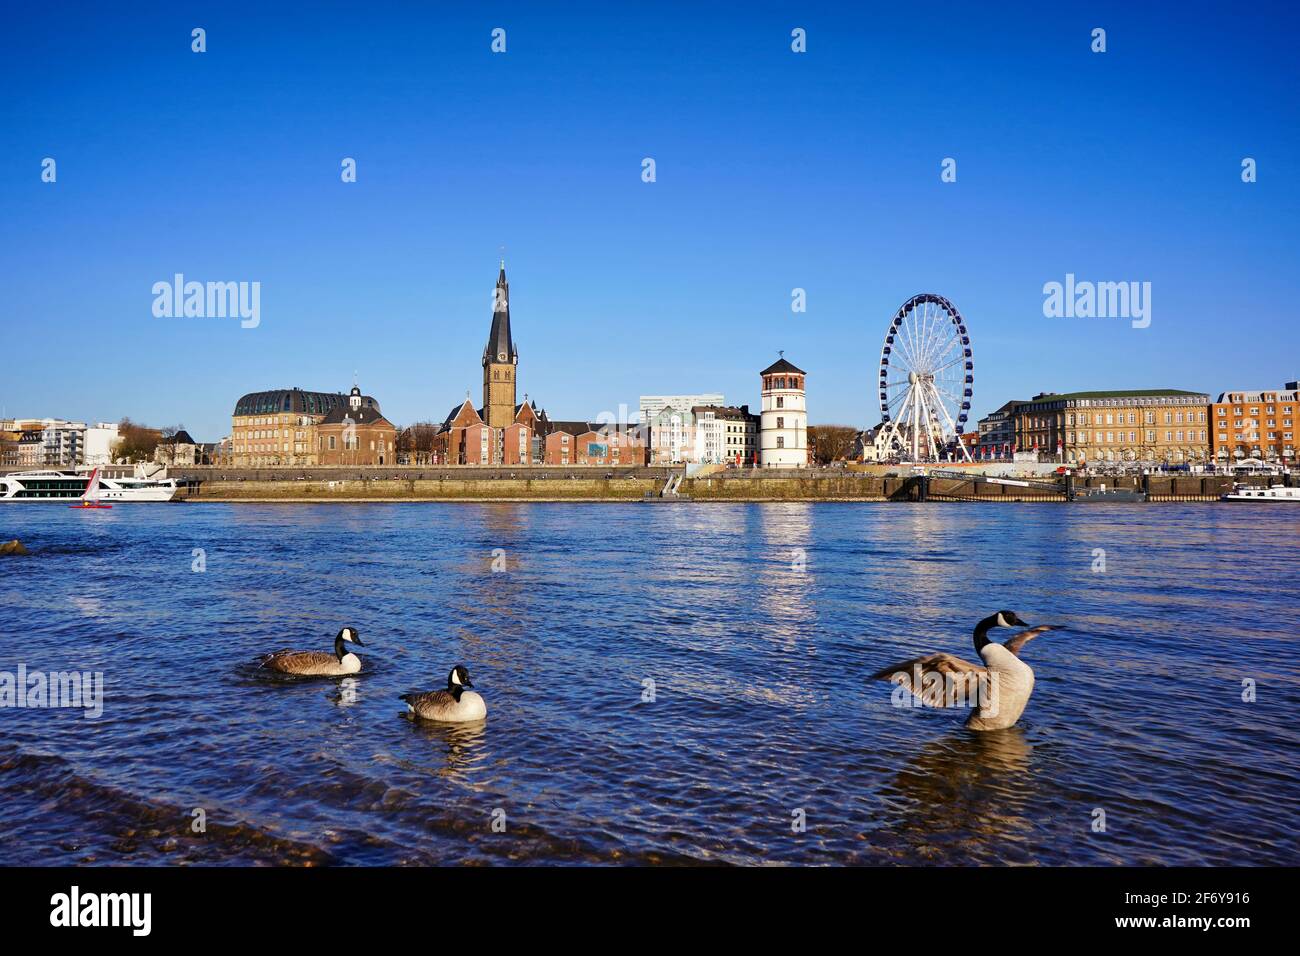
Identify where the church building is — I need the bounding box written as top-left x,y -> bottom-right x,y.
435,263 -> 550,464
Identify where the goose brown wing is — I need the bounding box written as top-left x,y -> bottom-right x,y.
401,689 -> 456,717
869,652 -> 986,707
1003,625 -> 1062,658
401,689 -> 452,708
261,650 -> 335,673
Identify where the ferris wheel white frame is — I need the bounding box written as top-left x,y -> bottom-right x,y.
874,293 -> 974,463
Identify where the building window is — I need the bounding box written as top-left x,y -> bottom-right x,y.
776,436 -> 785,448
776,417 -> 784,429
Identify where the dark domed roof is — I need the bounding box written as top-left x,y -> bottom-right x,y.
233,388 -> 380,418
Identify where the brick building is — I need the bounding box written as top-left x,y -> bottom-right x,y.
435,394 -> 549,466
1210,384 -> 1298,463
542,421 -> 647,466
316,385 -> 398,466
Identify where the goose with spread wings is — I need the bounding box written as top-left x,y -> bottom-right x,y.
870,611 -> 1061,730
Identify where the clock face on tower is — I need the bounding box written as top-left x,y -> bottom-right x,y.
498,352 -> 507,362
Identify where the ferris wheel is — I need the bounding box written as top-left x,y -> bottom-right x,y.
875,293 -> 974,462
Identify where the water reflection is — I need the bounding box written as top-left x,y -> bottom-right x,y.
755,504 -> 816,653
890,506 -> 965,612
881,727 -> 1036,856
332,677 -> 362,708
400,714 -> 489,781
448,504 -> 530,629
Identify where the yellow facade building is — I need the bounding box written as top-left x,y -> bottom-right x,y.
1015,389 -> 1210,465
230,387 -> 381,467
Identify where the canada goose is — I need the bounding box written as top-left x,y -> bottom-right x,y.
400,665 -> 487,722
869,611 -> 1061,731
261,627 -> 364,676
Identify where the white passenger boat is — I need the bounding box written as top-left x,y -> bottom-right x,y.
1220,483 -> 1300,503
0,470 -> 178,502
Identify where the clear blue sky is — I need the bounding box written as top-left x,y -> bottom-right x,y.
3,1 -> 1298,440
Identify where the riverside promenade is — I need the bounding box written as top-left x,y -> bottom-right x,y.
164,466 -> 1284,502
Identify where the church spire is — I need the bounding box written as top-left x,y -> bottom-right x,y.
482,260 -> 519,434
484,262 -> 515,365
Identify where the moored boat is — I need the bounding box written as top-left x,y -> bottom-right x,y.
0,469 -> 178,502
1220,483 -> 1300,502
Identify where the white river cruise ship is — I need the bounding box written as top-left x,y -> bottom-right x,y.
0,470 -> 178,502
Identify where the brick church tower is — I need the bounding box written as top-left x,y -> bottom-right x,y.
482,261 -> 519,431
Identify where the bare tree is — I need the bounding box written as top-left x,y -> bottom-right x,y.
117,417 -> 164,463
808,424 -> 859,464
396,422 -> 439,465
158,424 -> 181,465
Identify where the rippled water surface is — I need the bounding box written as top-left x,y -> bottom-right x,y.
2,502 -> 1297,865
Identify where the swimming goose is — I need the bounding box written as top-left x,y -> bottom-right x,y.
400,665 -> 487,722
261,627 -> 364,676
869,611 -> 1061,730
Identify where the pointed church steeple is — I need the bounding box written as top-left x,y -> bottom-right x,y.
484,261 -> 516,366
482,261 -> 519,431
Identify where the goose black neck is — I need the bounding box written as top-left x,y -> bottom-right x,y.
973,614 -> 1000,652
335,635 -> 347,661
447,682 -> 464,702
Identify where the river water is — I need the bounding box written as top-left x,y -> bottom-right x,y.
1,502 -> 1296,865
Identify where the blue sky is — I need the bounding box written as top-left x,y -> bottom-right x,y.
3,1 -> 1298,440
